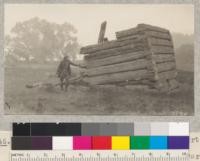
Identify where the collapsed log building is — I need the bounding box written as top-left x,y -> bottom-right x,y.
81,23 -> 178,91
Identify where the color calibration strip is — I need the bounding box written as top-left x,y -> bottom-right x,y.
12,122 -> 189,150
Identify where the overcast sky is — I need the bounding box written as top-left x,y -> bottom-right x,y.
5,4 -> 194,46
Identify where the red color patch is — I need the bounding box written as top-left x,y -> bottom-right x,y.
92,136 -> 111,149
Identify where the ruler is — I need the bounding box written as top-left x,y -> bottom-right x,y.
10,150 -> 189,161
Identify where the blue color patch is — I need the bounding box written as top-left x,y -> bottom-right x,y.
150,136 -> 167,149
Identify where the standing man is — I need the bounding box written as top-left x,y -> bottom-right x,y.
57,55 -> 85,91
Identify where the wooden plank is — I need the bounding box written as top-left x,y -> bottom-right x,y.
84,44 -> 145,60
84,59 -> 148,77
145,31 -> 171,40
157,70 -> 177,80
117,34 -> 145,42
138,24 -> 169,33
116,27 -> 143,39
84,51 -> 148,68
98,21 -> 107,43
148,37 -> 173,47
116,24 -> 169,39
81,38 -> 143,54
152,54 -> 175,63
81,40 -> 117,54
113,79 -> 154,86
151,46 -> 174,54
83,69 -> 148,85
157,62 -> 176,73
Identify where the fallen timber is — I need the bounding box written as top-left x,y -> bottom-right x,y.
80,23 -> 178,91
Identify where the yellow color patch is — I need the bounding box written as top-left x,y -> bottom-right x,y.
112,136 -> 130,150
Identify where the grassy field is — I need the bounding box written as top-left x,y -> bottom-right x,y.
4,64 -> 194,115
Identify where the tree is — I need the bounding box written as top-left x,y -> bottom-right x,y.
6,17 -> 80,63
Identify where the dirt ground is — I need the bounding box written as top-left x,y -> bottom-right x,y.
4,64 -> 194,115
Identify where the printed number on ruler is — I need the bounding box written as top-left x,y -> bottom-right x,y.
10,150 -> 189,161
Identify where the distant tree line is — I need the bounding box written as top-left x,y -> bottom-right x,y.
172,33 -> 194,72
5,17 -> 80,64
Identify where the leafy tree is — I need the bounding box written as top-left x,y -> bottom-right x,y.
6,17 -> 80,62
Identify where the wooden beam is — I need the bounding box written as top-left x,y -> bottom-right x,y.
83,69 -> 148,85
98,21 -> 107,44
84,59 -> 148,77
81,38 -> 143,55
84,51 -> 148,68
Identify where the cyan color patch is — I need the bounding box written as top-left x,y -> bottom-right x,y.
150,136 -> 167,149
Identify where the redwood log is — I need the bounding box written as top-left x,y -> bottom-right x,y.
157,70 -> 177,80
84,43 -> 145,60
152,54 -> 175,63
83,69 -> 148,85
148,37 -> 173,47
145,31 -> 171,40
151,46 -> 174,54
157,62 -> 176,73
116,24 -> 169,39
81,38 -> 143,54
98,21 -> 107,44
116,34 -> 145,41
138,24 -> 169,33
84,59 -> 148,77
84,51 -> 148,68
116,27 -> 143,39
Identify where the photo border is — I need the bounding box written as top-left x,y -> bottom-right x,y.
0,0 -> 199,132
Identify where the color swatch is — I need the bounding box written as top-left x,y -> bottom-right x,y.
73,136 -> 92,150
112,136 -> 130,150
52,137 -> 73,150
12,122 -> 189,150
130,136 -> 150,149
92,136 -> 111,149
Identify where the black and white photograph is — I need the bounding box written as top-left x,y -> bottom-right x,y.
4,4 -> 194,115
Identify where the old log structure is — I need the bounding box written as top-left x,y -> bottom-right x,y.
80,23 -> 178,91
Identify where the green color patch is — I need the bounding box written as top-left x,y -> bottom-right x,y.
130,136 -> 150,149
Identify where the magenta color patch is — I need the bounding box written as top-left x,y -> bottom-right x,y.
73,136 -> 92,150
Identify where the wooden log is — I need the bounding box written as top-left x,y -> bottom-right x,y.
81,40 -> 117,54
81,38 -> 143,54
116,27 -> 143,39
151,46 -> 174,54
137,24 -> 169,33
116,24 -> 169,39
83,69 -> 148,85
98,21 -> 107,44
148,37 -> 173,47
145,31 -> 171,40
157,62 -> 176,73
116,34 -> 145,42
157,70 -> 177,80
114,79 -> 152,86
84,51 -> 149,68
152,54 -> 175,63
84,59 -> 148,77
84,43 -> 145,60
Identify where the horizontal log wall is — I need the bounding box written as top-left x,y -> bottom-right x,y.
84,59 -> 148,77
116,23 -> 169,39
83,69 -> 149,85
81,38 -> 144,54
84,51 -> 148,68
81,23 -> 178,90
84,43 -> 145,60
